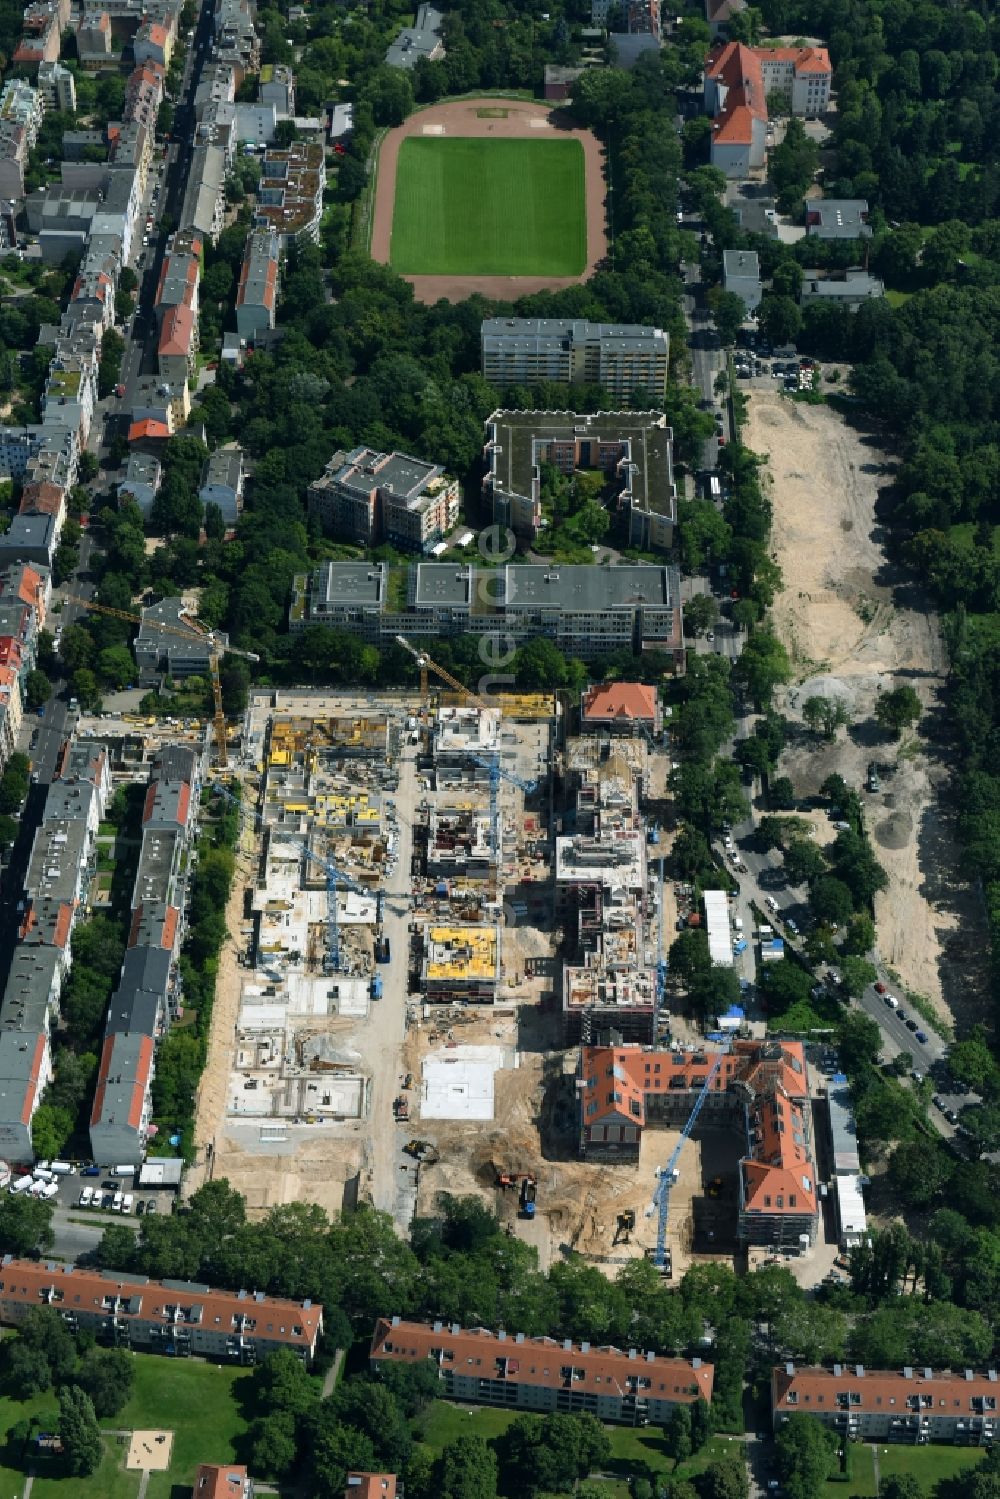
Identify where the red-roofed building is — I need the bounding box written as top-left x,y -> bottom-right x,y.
578,1038 -> 818,1247
194,1463 -> 253,1499
135,19 -> 173,67
704,42 -> 831,176
129,418 -> 171,446
158,304 -> 196,382
581,682 -> 660,735
89,1031 -> 156,1162
371,1318 -> 713,1424
345,1476 -> 397,1499
772,1364 -> 1000,1445
0,1030 -> 52,1162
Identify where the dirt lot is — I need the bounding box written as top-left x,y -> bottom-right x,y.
369,97 -> 607,304
744,390 -> 987,1029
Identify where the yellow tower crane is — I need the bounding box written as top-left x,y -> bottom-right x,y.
63,594 -> 259,769
395,634 -> 494,713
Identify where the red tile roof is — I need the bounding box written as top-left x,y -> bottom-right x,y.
582,683 -> 657,723
89,1033 -> 154,1129
194,1463 -> 250,1499
129,420 -> 170,442
371,1320 -> 715,1403
772,1364 -> 1000,1419
158,303 -> 194,358
19,1035 -> 48,1124
346,1476 -> 398,1499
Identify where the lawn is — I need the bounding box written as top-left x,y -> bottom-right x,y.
0,1356 -> 253,1499
390,137 -> 587,276
821,1442 -> 987,1498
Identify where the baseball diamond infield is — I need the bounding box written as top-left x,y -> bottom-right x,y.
370,97 -> 608,303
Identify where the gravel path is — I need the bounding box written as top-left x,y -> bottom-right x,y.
369,97 -> 607,304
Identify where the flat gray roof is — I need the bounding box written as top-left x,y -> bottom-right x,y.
318,561 -> 386,607
482,318 -> 668,356
414,564 -> 473,609
806,198 -> 871,237
504,563 -> 678,613
723,249 -> 760,279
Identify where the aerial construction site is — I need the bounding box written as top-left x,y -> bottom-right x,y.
189,672 -> 828,1282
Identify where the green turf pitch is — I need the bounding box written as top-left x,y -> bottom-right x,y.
390,136 -> 587,276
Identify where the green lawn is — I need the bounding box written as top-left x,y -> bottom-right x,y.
390,137 -> 587,276
821,1442 -> 987,1498
0,1356 -> 253,1499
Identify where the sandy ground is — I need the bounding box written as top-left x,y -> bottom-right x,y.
744,390 -> 987,1028
369,97 -> 607,305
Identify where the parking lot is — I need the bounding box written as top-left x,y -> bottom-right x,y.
8,1163 -> 173,1221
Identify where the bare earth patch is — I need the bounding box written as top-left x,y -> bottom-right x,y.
744,390 -> 987,1031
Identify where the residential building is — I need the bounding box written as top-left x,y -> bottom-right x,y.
0,81 -> 45,199
543,65 -> 585,102
179,143 -> 226,244
15,4 -> 62,66
0,1032 -> 52,1162
135,18 -> 172,66
235,227 -> 278,340
579,1038 -> 819,1247
134,596 -> 228,684
329,103 -> 354,141
120,451 -> 162,518
157,304 -> 197,381
0,1260 -> 323,1364
253,142 -> 325,246
772,1364 -> 1000,1445
722,249 -> 762,311
385,4 -> 445,68
156,231 -> 202,321
195,1466 -> 253,1499
37,62 -> 77,113
484,409 -> 676,549
0,514 -> 57,569
370,1318 -> 714,1424
481,318 -> 669,402
0,427 -> 41,480
308,446 -> 460,552
77,11 -> 113,59
293,561 -> 685,667
705,43 -> 832,177
259,63 -> 295,118
799,268 -> 883,308
804,198 -> 872,239
580,682 -> 660,736
345,1477 -> 396,1499
199,447 -> 245,526
706,0 -> 746,38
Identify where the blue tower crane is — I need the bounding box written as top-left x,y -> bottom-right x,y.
648,1041 -> 730,1269
471,754 -> 538,859
211,780 -> 368,974
653,852 -> 667,1040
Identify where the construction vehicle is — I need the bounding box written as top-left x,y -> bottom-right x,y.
613,1210 -> 636,1247
392,1095 -> 409,1121
519,1176 -> 537,1219
64,594 -> 259,769
646,1040 -> 731,1270
403,1139 -> 439,1164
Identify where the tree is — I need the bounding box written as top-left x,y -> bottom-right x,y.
841,955 -> 877,997
76,1348 -> 134,1418
436,1434 -> 498,1499
0,1192 -> 54,1257
783,839 -> 827,886
759,294 -> 802,348
712,291 -> 747,346
769,776 -> 795,809
775,1412 -> 838,1499
690,1396 -> 712,1452
769,118 -> 819,212
879,1477 -> 924,1499
3,1341 -> 53,1397
684,594 -> 719,637
734,631 -> 791,707
802,694 -> 849,740
96,645 -> 136,691
838,1010 -> 882,1073
58,1386 -> 103,1477
875,685 -> 921,735
664,1404 -> 692,1466
699,1454 -> 749,1499
249,1411 -> 298,1482
20,1306 -> 79,1385
958,1105 -> 1000,1160
24,669 -> 52,710
810,876 -> 855,926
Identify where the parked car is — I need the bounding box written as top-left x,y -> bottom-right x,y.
915,1030 -> 928,1044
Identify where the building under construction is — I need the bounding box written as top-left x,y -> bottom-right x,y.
432,705 -> 500,783
420,923 -> 501,1004
426,807 -> 495,880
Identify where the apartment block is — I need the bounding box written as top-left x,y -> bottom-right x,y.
253,142 -> 325,246
723,249 -> 762,311
772,1364 -> 1000,1445
120,451 -> 162,517
293,560 -> 685,667
804,198 -> 871,240
484,409 -> 676,549
179,143 -> 226,244
384,4 -> 444,67
0,1259 -> 323,1364
371,1318 -> 713,1424
199,447 -> 244,526
308,447 -> 460,553
135,596 -> 228,685
579,1038 -> 819,1247
799,268 -> 883,308
420,924 -> 501,1004
15,5 -> 62,66
37,62 -> 77,113
482,319 -> 669,402
235,227 -> 278,340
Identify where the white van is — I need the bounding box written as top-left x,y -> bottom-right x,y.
764,895 -> 779,913
9,1174 -> 32,1195
40,1181 -> 58,1200
29,1178 -> 47,1196
50,1160 -> 72,1175
112,1190 -> 124,1212
122,1194 -> 134,1215
79,1186 -> 94,1207
33,1166 -> 55,1183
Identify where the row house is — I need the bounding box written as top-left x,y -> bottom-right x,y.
0,1259 -> 323,1365
370,1318 -> 713,1424
235,227 -> 278,342
772,1364 -> 999,1446
16,12 -> 64,70
90,744 -> 200,1164
0,743 -> 111,1161
0,81 -> 44,199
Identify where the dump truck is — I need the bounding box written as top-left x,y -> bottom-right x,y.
392,1095 -> 409,1121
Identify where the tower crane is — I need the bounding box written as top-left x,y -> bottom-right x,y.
653,852 -> 667,1041
471,753 -> 537,862
63,594 -> 259,770
395,635 -> 494,713
647,1041 -> 730,1270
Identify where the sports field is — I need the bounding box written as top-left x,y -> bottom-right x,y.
389,136 -> 587,277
